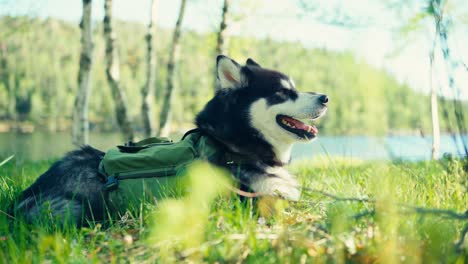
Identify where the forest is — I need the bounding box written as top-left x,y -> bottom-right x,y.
1,16 -> 466,136
1,1 -> 467,263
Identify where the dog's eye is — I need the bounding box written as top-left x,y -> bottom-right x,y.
266,89 -> 292,105
278,88 -> 298,100
275,89 -> 290,97
278,89 -> 297,99
275,90 -> 285,95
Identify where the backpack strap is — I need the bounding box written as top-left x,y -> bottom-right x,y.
126,136 -> 173,146
104,166 -> 179,191
223,151 -> 251,165
181,128 -> 202,140
117,137 -> 173,153
195,130 -> 252,166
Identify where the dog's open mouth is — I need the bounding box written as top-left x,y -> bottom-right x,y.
276,114 -> 318,140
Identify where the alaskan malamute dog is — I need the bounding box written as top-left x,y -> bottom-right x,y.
14,56 -> 328,226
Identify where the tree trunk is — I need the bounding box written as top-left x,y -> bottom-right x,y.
0,43 -> 14,119
431,0 -> 468,156
104,0 -> 134,141
429,38 -> 440,160
158,0 -> 187,137
72,0 -> 93,145
214,0 -> 231,92
141,0 -> 158,137
7,76 -> 15,120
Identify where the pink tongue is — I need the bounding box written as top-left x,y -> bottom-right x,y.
283,116 -> 318,134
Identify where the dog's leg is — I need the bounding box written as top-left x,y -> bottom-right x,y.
250,176 -> 301,201
245,166 -> 300,201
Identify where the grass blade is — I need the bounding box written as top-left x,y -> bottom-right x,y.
0,155 -> 14,167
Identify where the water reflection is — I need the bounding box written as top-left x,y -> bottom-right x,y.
0,132 -> 466,162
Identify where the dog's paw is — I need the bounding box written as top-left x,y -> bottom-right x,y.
250,177 -> 301,201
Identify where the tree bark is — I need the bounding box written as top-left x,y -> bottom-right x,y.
158,0 -> 187,137
214,0 -> 231,92
0,43 -> 13,119
104,0 -> 134,141
429,35 -> 440,160
72,0 -> 93,145
431,0 -> 468,156
141,0 -> 158,137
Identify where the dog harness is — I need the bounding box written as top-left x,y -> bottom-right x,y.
98,129 -> 251,210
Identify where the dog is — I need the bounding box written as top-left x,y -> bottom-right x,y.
13,55 -> 328,226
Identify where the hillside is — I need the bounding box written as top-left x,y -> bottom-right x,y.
0,16 -> 466,135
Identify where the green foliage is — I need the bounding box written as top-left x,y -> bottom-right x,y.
148,162 -> 231,262
0,157 -> 466,263
0,16 -> 467,135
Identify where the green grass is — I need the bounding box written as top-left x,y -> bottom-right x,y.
0,156 -> 467,263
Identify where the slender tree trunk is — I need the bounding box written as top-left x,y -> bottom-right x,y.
141,0 -> 158,137
431,0 -> 468,156
72,0 -> 93,145
429,36 -> 440,160
214,0 -> 230,92
0,43 -> 13,119
158,0 -> 187,137
430,89 -> 440,160
7,76 -> 15,120
0,44 -> 6,87
104,0 -> 134,141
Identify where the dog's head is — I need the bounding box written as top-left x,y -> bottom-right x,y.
196,55 -> 328,164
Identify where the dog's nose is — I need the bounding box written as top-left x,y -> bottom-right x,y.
319,95 -> 329,105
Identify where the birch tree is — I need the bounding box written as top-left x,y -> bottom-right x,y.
401,0 -> 468,158
429,34 -> 440,160
158,0 -> 187,137
430,0 -> 468,157
103,0 -> 134,141
141,0 -> 158,137
72,0 -> 93,145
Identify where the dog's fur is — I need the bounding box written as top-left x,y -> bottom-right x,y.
13,56 -> 328,226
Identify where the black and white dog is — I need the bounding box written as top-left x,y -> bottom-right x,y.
14,55 -> 328,226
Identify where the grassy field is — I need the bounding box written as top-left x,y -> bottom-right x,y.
0,155 -> 467,263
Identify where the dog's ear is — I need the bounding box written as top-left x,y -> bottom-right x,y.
246,58 -> 261,67
216,55 -> 245,89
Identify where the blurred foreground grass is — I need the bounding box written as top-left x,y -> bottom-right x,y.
0,156 -> 467,263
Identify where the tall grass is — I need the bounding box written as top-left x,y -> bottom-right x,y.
0,155 -> 466,263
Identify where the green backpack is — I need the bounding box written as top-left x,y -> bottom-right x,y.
98,129 -> 223,210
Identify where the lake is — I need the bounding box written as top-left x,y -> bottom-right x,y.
0,132 -> 466,163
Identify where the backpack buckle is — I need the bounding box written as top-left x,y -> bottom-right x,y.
124,141 -> 135,147
105,176 -> 119,191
